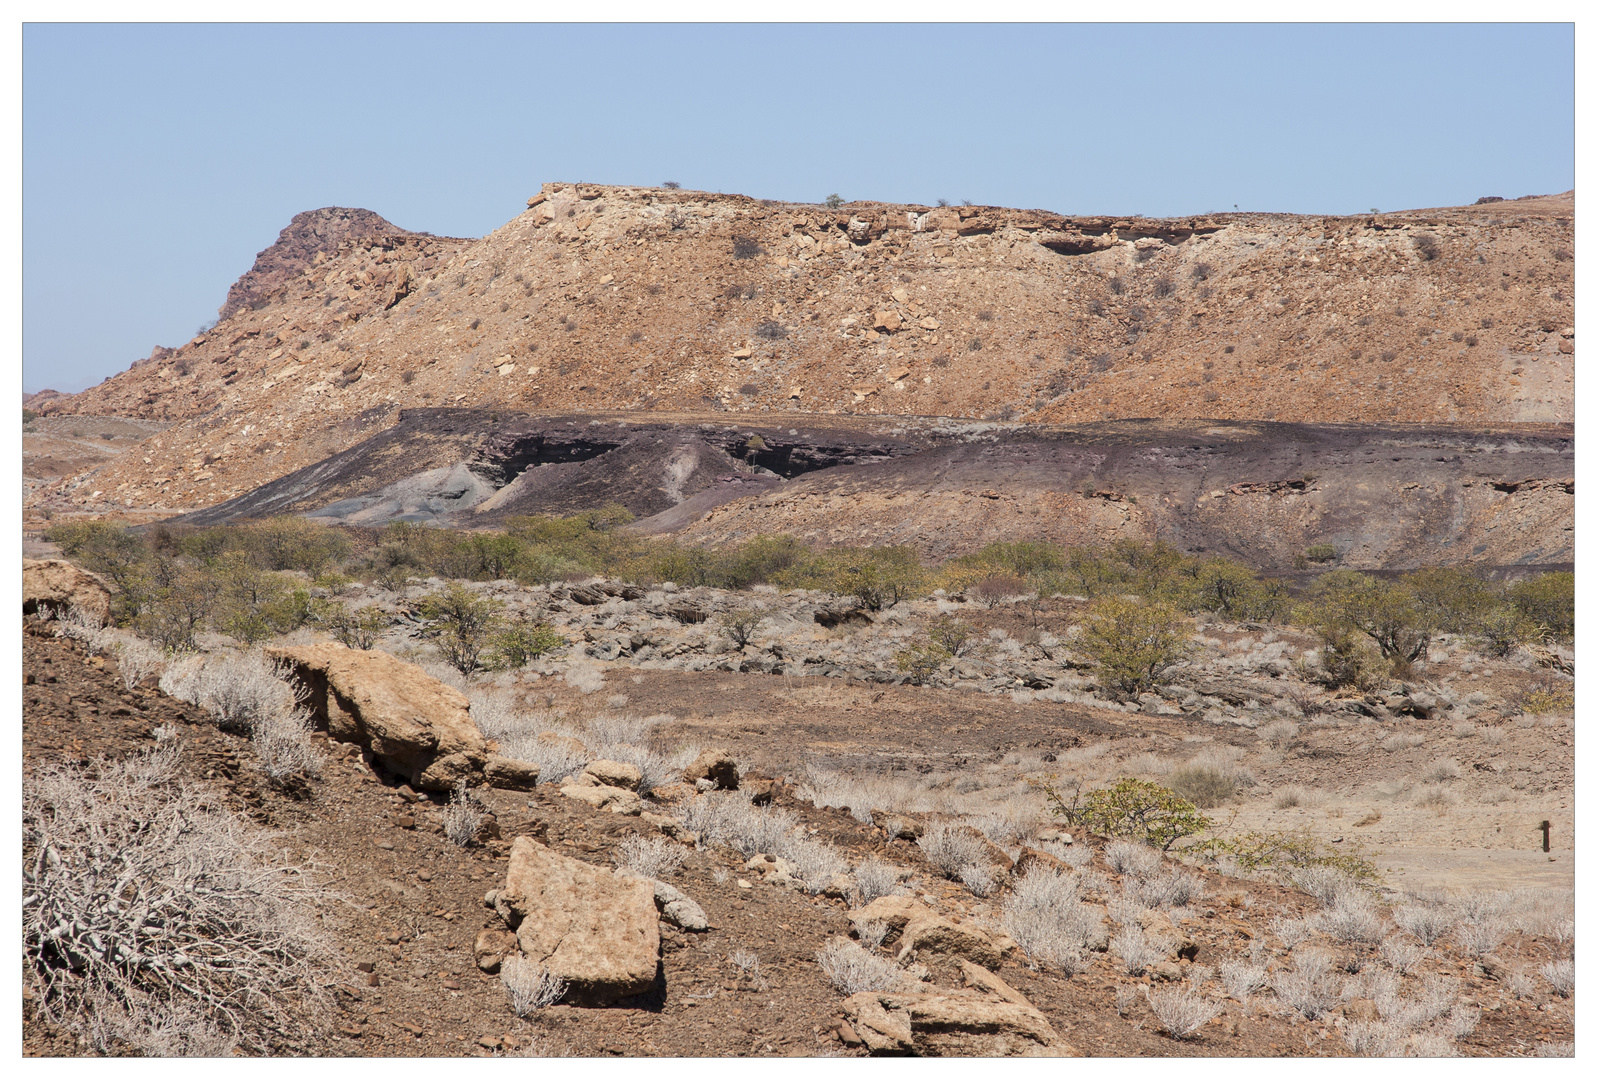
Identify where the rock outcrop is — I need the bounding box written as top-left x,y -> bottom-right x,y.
841,986 -> 1069,1056
498,836 -> 660,1004
264,642 -> 487,791
21,559 -> 111,624
682,747 -> 740,790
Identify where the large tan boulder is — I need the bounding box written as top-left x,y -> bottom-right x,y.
265,642 -> 486,790
842,986 -> 1070,1056
22,559 -> 111,624
499,836 -> 660,1004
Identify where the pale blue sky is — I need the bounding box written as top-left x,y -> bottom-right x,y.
23,22 -> 1574,394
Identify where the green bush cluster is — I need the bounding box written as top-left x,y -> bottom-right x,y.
1296,566 -> 1572,684
1038,777 -> 1212,851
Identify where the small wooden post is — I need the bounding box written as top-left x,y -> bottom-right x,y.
1540,820 -> 1551,853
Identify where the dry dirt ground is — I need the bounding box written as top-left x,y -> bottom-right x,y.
21,609 -> 1575,1058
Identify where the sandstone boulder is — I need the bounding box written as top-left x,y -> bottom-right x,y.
559,782 -> 644,815
266,642 -> 487,791
483,754 -> 540,791
499,836 -> 660,1004
619,872 -> 709,932
22,559 -> 111,624
682,747 -> 739,790
842,988 -> 1069,1056
572,759 -> 642,791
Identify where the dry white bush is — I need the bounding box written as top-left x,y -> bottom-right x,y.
1541,959 -> 1574,998
1413,784 -> 1455,810
959,864 -> 996,897
1060,843 -> 1094,870
1404,1032 -> 1457,1057
1272,785 -> 1319,809
1110,922 -> 1163,976
855,920 -> 890,952
615,835 -> 685,879
851,859 -> 905,906
1453,919 -> 1505,958
1143,985 -> 1222,1040
500,956 -> 567,1016
113,636 -> 166,690
1104,840 -> 1162,879
442,781 -> 486,847
816,938 -> 902,995
1133,868 -> 1205,909
1379,936 -> 1427,975
1450,889 -> 1513,924
160,650 -> 302,733
563,660 -> 605,694
1380,733 -> 1426,752
23,748 -> 335,1054
1219,959 -> 1269,1002
1421,758 -> 1461,782
917,821 -> 991,881
1341,1019 -> 1403,1056
1393,903 -> 1456,945
1317,893 -> 1387,944
1534,1041 -> 1575,1057
1269,914 -> 1313,949
1508,888 -> 1575,944
1001,867 -> 1095,973
1477,726 -> 1506,746
1273,949 -> 1342,1019
1292,865 -> 1362,908
1257,719 -> 1300,749
679,791 -> 844,894
1504,970 -> 1537,1000
251,707 -> 323,781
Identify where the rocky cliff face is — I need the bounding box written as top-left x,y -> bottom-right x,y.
218,206 -> 415,321
34,184 -> 1573,516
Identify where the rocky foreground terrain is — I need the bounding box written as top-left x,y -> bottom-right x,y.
28,186 -> 1573,519
21,556 -> 1576,1058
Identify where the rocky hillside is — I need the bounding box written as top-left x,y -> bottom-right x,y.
219,207 -> 416,321
32,185 -> 1573,516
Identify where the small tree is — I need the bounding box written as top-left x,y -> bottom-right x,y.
1305,570 -> 1432,668
896,641 -> 951,685
928,615 -> 977,657
320,603 -> 389,650
484,620 -> 567,670
719,608 -> 764,650
824,193 -> 844,209
1038,777 -> 1211,851
1075,596 -> 1189,694
419,582 -> 504,675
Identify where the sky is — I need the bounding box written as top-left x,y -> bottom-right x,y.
22,21 -> 1575,395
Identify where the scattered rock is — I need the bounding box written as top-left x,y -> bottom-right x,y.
558,782 -> 644,816
265,642 -> 487,791
473,928 -> 519,973
498,836 -> 661,1005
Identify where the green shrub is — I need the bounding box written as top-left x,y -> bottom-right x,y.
927,615 -> 977,657
1404,566 -> 1501,635
1304,543 -> 1338,564
1075,595 -> 1189,694
1303,569 -> 1432,666
1200,829 -> 1380,883
319,603 -> 389,650
1508,571 -> 1574,642
483,620 -> 566,669
1039,777 -> 1211,851
418,582 -> 505,675
895,641 -> 951,685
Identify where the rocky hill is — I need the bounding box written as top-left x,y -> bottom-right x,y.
31,185 -> 1572,518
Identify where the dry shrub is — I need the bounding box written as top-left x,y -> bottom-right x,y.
1001,866 -> 1096,972
1167,762 -> 1235,808
614,835 -> 685,879
816,937 -> 902,995
917,821 -> 991,880
500,956 -> 567,1015
23,748 -> 335,1054
1143,985 -> 1221,1039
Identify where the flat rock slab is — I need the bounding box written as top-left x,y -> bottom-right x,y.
501,836 -> 660,1005
843,988 -> 1071,1056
